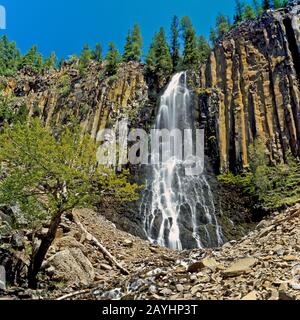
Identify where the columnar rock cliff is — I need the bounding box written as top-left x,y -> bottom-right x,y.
201,4 -> 300,173
1,61 -> 150,137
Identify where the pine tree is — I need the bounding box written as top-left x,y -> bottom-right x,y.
123,24 -> 142,62
209,28 -> 217,46
253,0 -> 263,16
131,23 -> 143,62
262,0 -> 271,11
105,42 -> 121,76
123,30 -> 132,62
0,36 -> 21,76
170,16 -> 181,72
20,45 -> 43,72
79,44 -> 92,69
215,14 -> 231,38
234,0 -> 245,25
146,27 -> 173,81
181,16 -> 199,70
198,36 -> 211,65
44,52 -> 57,70
244,4 -> 257,19
92,43 -> 102,62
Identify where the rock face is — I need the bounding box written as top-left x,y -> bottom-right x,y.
2,61 -> 149,135
201,4 -> 300,173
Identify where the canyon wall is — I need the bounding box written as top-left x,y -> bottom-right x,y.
200,4 -> 300,173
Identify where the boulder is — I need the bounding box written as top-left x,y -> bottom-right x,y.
223,257 -> 257,277
46,248 -> 95,286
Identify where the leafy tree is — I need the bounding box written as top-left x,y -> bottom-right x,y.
105,42 -> 121,76
44,52 -> 57,70
262,0 -> 271,10
244,4 -> 257,19
234,0 -> 245,25
146,27 -> 173,81
181,16 -> 199,70
123,30 -> 133,62
19,45 -> 43,72
170,16 -> 181,72
198,36 -> 211,64
92,43 -> 103,63
215,14 -> 231,38
0,36 -> 21,76
0,119 -> 138,288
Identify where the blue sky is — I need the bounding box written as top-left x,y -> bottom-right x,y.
0,0 -> 253,59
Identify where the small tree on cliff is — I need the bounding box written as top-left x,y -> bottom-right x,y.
123,30 -> 133,62
253,0 -> 263,16
105,42 -> 121,76
215,14 -> 231,38
262,0 -> 271,10
234,0 -> 245,25
0,119 -> 138,288
244,4 -> 257,19
131,24 -> 143,62
44,52 -> 57,70
92,43 -> 103,63
123,24 -> 143,62
19,45 -> 43,72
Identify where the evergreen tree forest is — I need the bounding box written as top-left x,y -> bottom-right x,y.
0,1 -> 290,79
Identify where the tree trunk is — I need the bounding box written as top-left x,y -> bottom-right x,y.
28,212 -> 62,289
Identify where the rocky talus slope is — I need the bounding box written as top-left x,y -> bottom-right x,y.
201,4 -> 300,173
1,205 -> 299,300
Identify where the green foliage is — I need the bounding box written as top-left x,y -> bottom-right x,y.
209,28 -> 217,45
253,0 -> 263,16
198,36 -> 211,65
170,16 -> 181,72
244,4 -> 257,19
44,52 -> 57,70
234,0 -> 245,25
0,119 -> 139,228
216,14 -> 232,38
263,0 -> 271,10
146,27 -> 173,81
122,24 -> 143,62
0,36 -> 21,76
273,0 -> 288,9
131,24 -> 143,62
78,44 -> 92,73
57,74 -> 72,96
181,16 -> 199,70
123,30 -> 133,62
92,43 -> 103,63
19,45 -> 44,72
0,95 -> 29,125
218,140 -> 300,209
105,42 -> 121,76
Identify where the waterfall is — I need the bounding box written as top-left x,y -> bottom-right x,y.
140,72 -> 223,250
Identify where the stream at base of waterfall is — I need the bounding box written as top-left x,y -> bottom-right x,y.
140,72 -> 223,250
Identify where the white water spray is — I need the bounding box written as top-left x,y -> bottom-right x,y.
141,72 -> 223,250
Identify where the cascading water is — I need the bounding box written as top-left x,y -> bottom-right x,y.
140,72 -> 223,250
